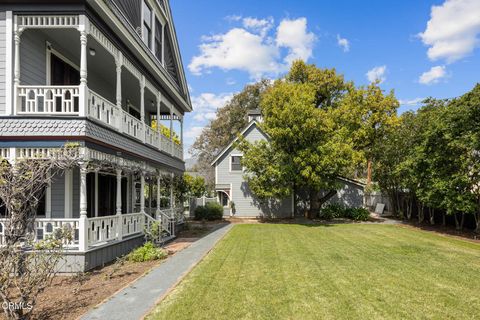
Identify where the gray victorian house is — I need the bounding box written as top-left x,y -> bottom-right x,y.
0,0 -> 191,271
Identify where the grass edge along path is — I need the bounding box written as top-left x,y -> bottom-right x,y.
146,223 -> 480,320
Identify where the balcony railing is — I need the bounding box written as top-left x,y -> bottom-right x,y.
15,85 -> 182,159
18,86 -> 80,114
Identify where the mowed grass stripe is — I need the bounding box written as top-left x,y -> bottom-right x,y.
147,224 -> 480,320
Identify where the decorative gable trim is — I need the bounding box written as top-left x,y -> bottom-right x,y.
210,120 -> 268,166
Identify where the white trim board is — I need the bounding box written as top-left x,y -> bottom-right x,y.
210,120 -> 267,166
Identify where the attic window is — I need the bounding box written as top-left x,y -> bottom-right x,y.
231,156 -> 242,171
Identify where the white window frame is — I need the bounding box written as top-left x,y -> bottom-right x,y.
230,154 -> 243,173
142,0 -> 154,51
45,41 -> 80,86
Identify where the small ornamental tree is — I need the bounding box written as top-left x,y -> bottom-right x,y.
0,144 -> 80,320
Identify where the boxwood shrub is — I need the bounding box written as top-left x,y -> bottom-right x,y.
194,202 -> 224,221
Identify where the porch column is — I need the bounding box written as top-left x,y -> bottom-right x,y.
156,93 -> 162,147
78,15 -> 89,117
140,76 -> 146,143
79,162 -> 89,252
170,172 -> 174,210
115,52 -> 123,110
180,116 -> 184,159
140,172 -> 146,214
45,170 -> 52,218
156,173 -> 161,216
131,174 -> 136,212
169,104 -> 174,156
116,168 -> 123,241
13,21 -> 23,115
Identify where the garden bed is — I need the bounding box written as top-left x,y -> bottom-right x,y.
0,222 -> 220,320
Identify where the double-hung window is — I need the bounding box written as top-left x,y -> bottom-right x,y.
154,17 -> 163,63
142,1 -> 153,49
231,156 -> 243,171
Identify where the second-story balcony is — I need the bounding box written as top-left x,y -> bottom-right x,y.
11,14 -> 184,160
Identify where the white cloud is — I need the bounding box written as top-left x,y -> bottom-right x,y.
184,126 -> 206,139
190,92 -> 234,122
399,98 -> 425,106
337,35 -> 350,52
189,28 -> 281,79
243,17 -> 274,37
419,0 -> 480,63
276,18 -> 316,65
418,65 -> 447,85
366,65 -> 387,83
189,17 -> 315,78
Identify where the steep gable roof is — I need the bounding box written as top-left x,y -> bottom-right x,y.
211,120 -> 268,166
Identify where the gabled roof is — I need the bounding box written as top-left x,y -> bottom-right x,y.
210,120 -> 268,166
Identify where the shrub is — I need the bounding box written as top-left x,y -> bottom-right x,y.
320,204 -> 370,221
194,205 -> 208,220
320,203 -> 345,220
194,202 -> 224,221
346,207 -> 370,221
205,202 -> 223,220
128,242 -> 167,262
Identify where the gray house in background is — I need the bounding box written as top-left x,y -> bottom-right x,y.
0,0 -> 191,271
212,110 -> 365,218
211,110 -> 294,218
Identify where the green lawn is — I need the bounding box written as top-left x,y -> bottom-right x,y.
147,224 -> 480,320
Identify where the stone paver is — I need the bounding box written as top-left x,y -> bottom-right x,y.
81,223 -> 233,320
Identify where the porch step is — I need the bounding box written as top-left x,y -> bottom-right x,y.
159,235 -> 176,246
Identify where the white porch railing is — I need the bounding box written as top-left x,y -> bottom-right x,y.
121,112 -> 145,141
0,218 -> 80,249
14,86 -> 183,159
173,143 -> 183,160
35,218 -> 80,248
145,126 -> 161,149
87,89 -> 120,128
122,213 -> 144,238
1,208 -> 183,250
87,215 -> 118,247
17,85 -> 80,114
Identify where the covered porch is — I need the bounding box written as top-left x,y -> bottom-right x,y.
0,147 -> 184,254
10,14 -> 184,159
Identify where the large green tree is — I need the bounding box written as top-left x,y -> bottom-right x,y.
240,61 -> 398,218
191,80 -> 271,187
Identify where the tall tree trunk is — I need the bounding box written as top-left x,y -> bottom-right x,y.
418,203 -> 425,224
474,211 -> 480,234
307,189 -> 337,219
406,197 -> 413,220
429,207 -> 435,225
454,213 -> 461,231
460,212 -> 465,231
367,160 -> 372,186
442,212 -> 446,227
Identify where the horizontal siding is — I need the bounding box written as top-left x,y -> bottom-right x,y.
51,170 -> 65,218
216,123 -> 293,218
20,30 -> 47,85
0,12 -> 6,114
72,167 -> 80,218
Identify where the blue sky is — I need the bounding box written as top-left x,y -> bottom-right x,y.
169,0 -> 480,159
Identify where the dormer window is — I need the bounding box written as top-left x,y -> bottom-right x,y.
142,1 -> 153,49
